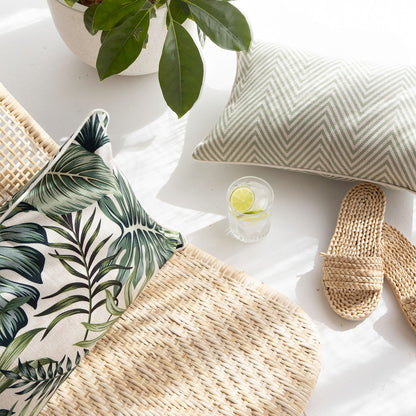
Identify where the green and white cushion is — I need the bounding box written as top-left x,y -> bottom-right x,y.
0,111 -> 182,416
193,41 -> 416,193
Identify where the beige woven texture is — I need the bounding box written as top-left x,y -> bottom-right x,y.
0,82 -> 58,205
322,183 -> 386,320
0,83 -> 321,415
40,244 -> 321,416
381,223 -> 416,334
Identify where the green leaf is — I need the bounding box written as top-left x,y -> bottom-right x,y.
84,4 -> 100,35
0,246 -> 44,283
46,226 -> 77,245
37,361 -> 46,380
167,0 -> 190,25
42,282 -> 89,300
74,111 -> 110,153
123,269 -> 135,307
0,223 -> 48,245
48,242 -> 81,254
81,318 -> 118,333
99,172 -> 180,293
90,251 -> 123,282
80,209 -> 96,249
100,30 -> 110,43
66,356 -> 73,372
84,220 -> 102,260
91,298 -> 106,312
74,332 -> 108,348
0,296 -> 28,347
97,7 -> 151,80
42,309 -> 89,339
2,296 -> 31,314
28,363 -> 38,380
0,277 -> 39,309
0,275 -> 40,347
49,253 -> 84,267
3,355 -> 81,405
92,280 -> 122,297
92,265 -> 128,286
47,361 -> 54,378
0,370 -> 20,380
0,405 -> 16,416
43,208 -> 123,346
183,0 -> 251,51
48,213 -> 74,230
65,0 -> 78,6
0,328 -> 44,379
75,351 -> 82,365
93,0 -> 147,31
10,379 -> 30,390
74,210 -> 82,240
159,20 -> 203,118
105,290 -> 125,316
50,255 -> 87,280
18,359 -> 34,380
24,144 -> 118,216
0,202 -> 35,223
35,295 -> 89,317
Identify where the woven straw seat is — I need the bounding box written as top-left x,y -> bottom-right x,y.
0,83 -> 321,416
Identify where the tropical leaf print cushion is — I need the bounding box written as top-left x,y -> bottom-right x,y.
0,110 -> 183,416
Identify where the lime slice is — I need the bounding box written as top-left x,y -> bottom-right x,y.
241,211 -> 267,222
229,186 -> 255,214
244,210 -> 263,215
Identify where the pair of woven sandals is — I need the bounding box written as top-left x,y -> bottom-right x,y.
321,183 -> 416,333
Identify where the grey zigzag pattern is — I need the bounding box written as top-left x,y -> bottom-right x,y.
193,42 -> 416,192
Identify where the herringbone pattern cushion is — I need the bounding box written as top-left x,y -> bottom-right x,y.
193,42 -> 416,193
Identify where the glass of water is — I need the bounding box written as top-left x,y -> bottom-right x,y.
226,176 -> 274,243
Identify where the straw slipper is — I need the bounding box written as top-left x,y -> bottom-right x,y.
321,183 -> 385,320
381,223 -> 416,334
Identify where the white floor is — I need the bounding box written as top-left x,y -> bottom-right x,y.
2,1 -> 416,414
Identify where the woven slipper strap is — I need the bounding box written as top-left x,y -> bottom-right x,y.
321,254 -> 384,291
401,296 -> 416,318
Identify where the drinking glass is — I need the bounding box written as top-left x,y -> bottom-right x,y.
226,176 -> 274,243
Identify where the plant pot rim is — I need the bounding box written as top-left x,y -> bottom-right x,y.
54,0 -> 87,12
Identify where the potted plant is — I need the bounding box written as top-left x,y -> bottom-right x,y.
49,0 -> 252,118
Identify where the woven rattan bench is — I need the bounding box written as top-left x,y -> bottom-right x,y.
0,82 -> 321,416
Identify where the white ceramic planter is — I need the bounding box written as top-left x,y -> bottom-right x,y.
47,0 -> 169,76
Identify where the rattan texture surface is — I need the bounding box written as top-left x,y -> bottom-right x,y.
0,83 -> 58,206
322,183 -> 386,320
40,243 -> 321,416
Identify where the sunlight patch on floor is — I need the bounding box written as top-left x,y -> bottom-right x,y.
0,9 -> 50,35
114,110 -> 224,235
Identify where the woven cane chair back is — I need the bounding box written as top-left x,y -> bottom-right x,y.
0,83 -> 58,206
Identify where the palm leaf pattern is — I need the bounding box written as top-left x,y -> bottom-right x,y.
35,208 -> 125,345
1,352 -> 84,415
24,144 -> 118,216
74,111 -> 110,153
0,210 -> 48,347
0,109 -> 183,414
0,203 -> 36,225
0,404 -> 15,415
0,212 -> 47,410
98,171 -> 181,299
0,328 -> 45,395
